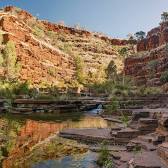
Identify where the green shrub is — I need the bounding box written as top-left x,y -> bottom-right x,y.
13,81 -> 30,95
120,114 -> 129,126
32,25 -> 45,38
105,60 -> 117,80
104,159 -> 114,168
36,94 -> 56,100
97,141 -> 113,167
160,71 -> 168,83
106,97 -> 119,114
74,55 -> 85,84
46,30 -> 56,39
137,86 -> 161,95
3,41 -> 20,80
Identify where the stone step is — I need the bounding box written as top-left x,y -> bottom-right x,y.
138,118 -> 158,125
116,128 -> 140,138
111,128 -> 140,145
138,118 -> 158,134
132,111 -> 150,121
127,138 -> 157,151
137,133 -> 165,145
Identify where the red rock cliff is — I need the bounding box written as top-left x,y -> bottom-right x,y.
0,6 -> 133,86
137,22 -> 168,52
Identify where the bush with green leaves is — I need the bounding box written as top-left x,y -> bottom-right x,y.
161,12 -> 168,22
74,55 -> 85,84
97,141 -> 113,167
105,60 -> 117,80
137,86 -> 162,95
35,94 -> 56,100
106,97 -> 119,114
134,31 -> 146,41
32,25 -> 45,38
13,81 -> 30,95
3,41 -> 21,80
88,76 -> 134,97
120,114 -> 129,126
160,70 -> 168,83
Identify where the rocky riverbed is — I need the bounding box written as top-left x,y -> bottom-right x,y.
0,95 -> 168,168
60,109 -> 168,167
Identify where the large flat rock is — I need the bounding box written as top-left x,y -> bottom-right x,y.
59,128 -> 112,143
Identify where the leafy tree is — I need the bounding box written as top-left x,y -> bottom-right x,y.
119,47 -> 129,85
3,41 -> 20,81
134,31 -> 146,41
74,55 -> 85,84
161,12 -> 168,22
119,47 -> 129,58
97,141 -> 113,168
105,60 -> 117,80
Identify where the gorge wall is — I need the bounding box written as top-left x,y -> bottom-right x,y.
125,22 -> 168,86
0,6 -> 132,87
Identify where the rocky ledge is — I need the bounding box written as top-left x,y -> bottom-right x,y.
59,109 -> 168,167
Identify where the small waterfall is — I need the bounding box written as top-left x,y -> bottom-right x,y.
88,104 -> 104,114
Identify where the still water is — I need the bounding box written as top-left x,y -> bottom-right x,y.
32,151 -> 98,168
2,113 -> 113,168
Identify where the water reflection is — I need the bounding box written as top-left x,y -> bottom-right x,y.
32,151 -> 98,168
16,114 -> 113,147
3,113 -> 113,168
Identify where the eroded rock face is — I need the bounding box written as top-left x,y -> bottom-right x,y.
0,8 -> 75,86
137,23 -> 168,52
125,21 -> 168,86
0,6 -> 133,86
124,47 -> 168,85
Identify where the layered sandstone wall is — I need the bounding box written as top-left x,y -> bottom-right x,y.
0,6 -> 134,86
125,21 -> 168,86
0,7 -> 76,86
137,22 -> 168,52
125,46 -> 168,85
42,21 -> 131,46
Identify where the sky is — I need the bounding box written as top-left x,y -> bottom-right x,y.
0,0 -> 168,38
